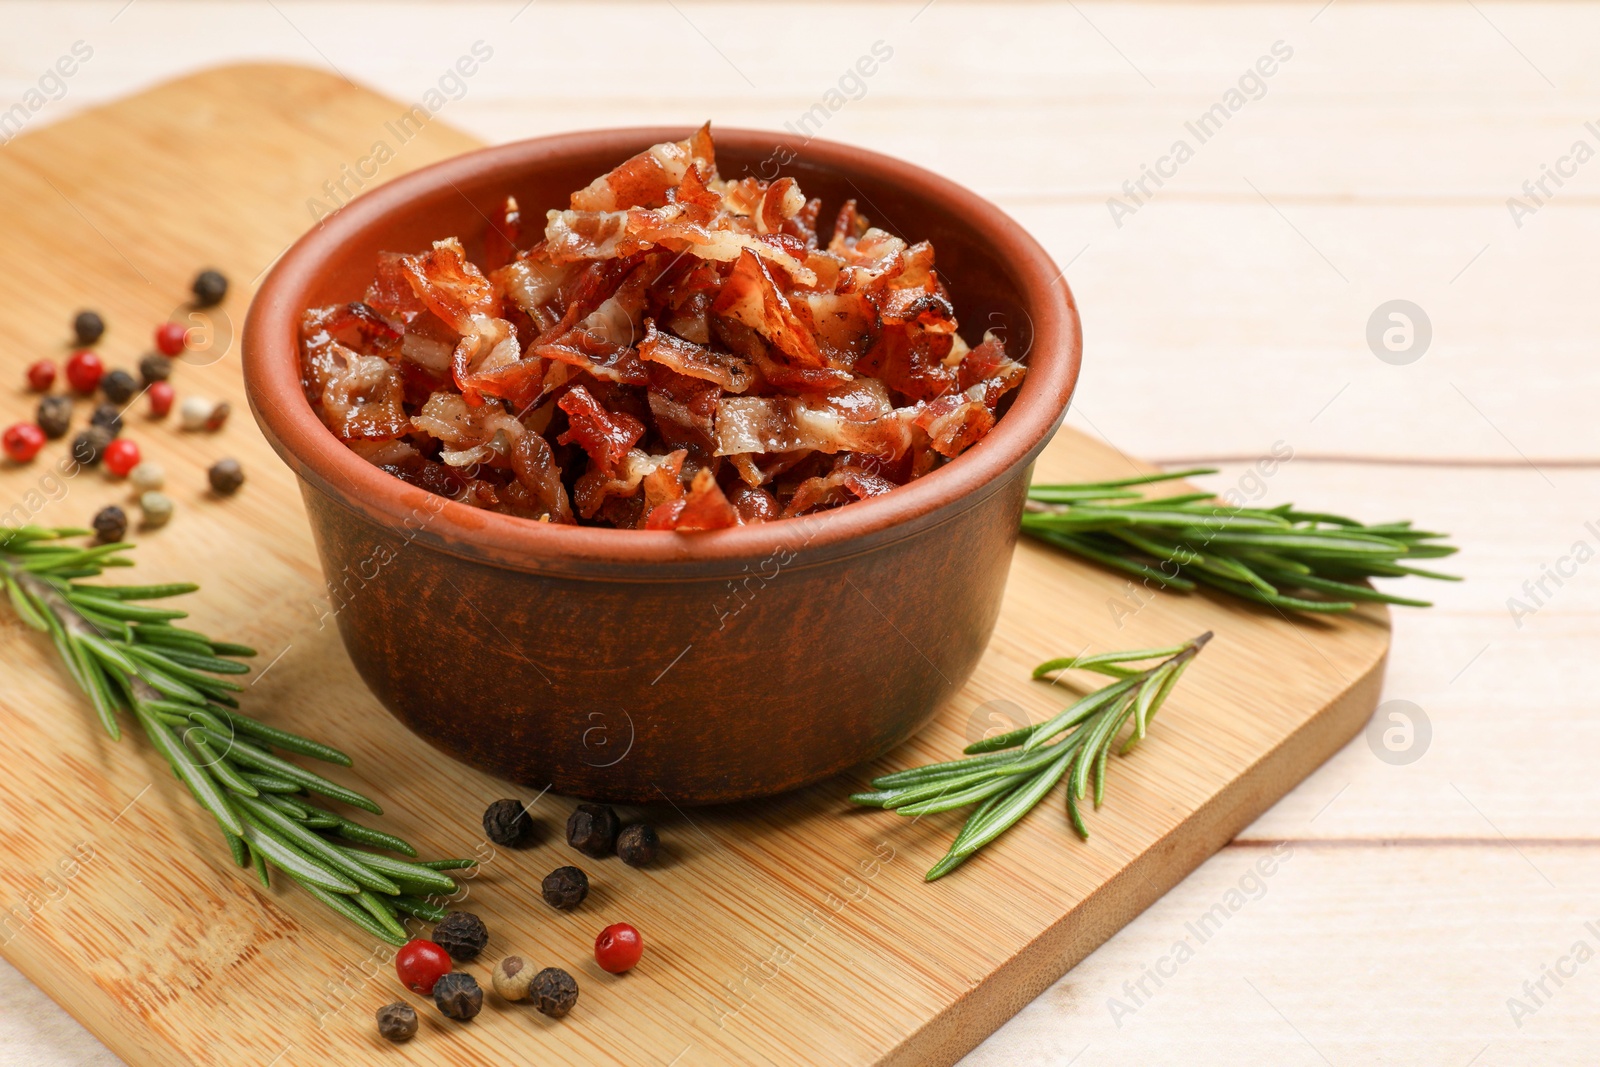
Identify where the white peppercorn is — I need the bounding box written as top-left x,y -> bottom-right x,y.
138,491 -> 174,529
129,462 -> 165,492
491,955 -> 533,1002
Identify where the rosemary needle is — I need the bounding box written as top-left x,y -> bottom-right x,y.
852,634 -> 1210,880
0,526 -> 474,944
1023,469 -> 1459,612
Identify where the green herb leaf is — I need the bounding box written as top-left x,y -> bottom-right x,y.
1023,473 -> 1457,613
863,634 -> 1211,880
0,526 -> 460,944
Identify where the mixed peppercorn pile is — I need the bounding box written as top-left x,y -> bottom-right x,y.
3,268 -> 244,534
375,797 -> 656,1044
301,124 -> 1027,529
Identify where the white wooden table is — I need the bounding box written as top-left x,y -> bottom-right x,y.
2,3 -> 1593,1063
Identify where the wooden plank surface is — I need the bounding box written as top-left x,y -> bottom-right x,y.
0,60 -> 1390,1067
2,3 -> 1592,1065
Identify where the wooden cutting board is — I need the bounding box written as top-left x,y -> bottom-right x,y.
0,65 -> 1388,1067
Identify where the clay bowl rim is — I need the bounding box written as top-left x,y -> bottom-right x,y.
242,126 -> 1082,575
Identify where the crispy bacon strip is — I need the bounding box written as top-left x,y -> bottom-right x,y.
400,238 -> 497,333
558,385 -> 645,473
675,468 -> 739,530
783,462 -> 897,518
713,249 -> 829,370
511,428 -> 574,524
638,319 -> 753,393
570,124 -> 717,212
300,308 -> 410,440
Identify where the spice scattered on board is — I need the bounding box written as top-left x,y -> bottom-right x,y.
395,939 -> 452,995
35,396 -> 70,439
138,352 -> 170,384
148,380 -> 174,418
617,823 -> 659,867
2,423 -> 44,463
71,426 -> 111,465
207,457 -> 244,496
104,438 -> 140,478
482,797 -> 536,847
192,268 -> 228,307
541,865 -> 589,910
432,911 -> 489,962
566,803 -> 620,858
138,491 -> 173,529
65,349 -> 102,394
490,955 -> 534,1002
100,368 -> 137,405
129,461 -> 164,492
432,972 -> 483,1022
88,403 -> 122,437
6,272 -> 248,536
72,309 -> 104,346
375,1002 -> 417,1043
26,360 -> 55,392
531,967 -> 580,1017
595,922 -> 644,974
90,505 -> 126,543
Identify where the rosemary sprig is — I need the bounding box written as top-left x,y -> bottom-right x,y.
851,634 -> 1210,880
1023,469 -> 1459,613
0,525 -> 474,945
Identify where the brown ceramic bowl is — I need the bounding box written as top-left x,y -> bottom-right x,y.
242,127 -> 1081,805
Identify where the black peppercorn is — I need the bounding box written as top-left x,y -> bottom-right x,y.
432,911 -> 488,961
71,426 -> 112,465
192,268 -> 228,307
531,967 -> 579,1018
138,352 -> 171,385
375,1001 -> 417,1042
36,395 -> 72,439
432,972 -> 483,1021
566,803 -> 620,858
88,403 -> 122,437
73,310 -> 104,346
482,798 -> 535,847
540,865 -> 589,910
100,369 -> 138,405
616,823 -> 660,867
91,505 -> 127,544
207,457 -> 245,496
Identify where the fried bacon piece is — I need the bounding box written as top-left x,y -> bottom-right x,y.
570,124 -> 717,212
713,249 -> 830,370
783,460 -> 897,518
639,319 -> 753,393
573,448 -> 676,520
674,468 -> 739,530
645,362 -> 720,457
713,391 -> 914,463
511,428 -> 573,523
727,482 -> 780,523
558,385 -> 645,473
300,125 -> 1029,529
958,330 -> 1028,405
300,308 -> 409,440
915,388 -> 996,458
400,238 -> 497,332
410,391 -> 525,466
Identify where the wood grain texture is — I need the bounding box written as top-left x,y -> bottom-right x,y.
0,65 -> 1387,1066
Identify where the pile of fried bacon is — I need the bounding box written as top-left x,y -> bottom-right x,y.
300,125 -> 1026,530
